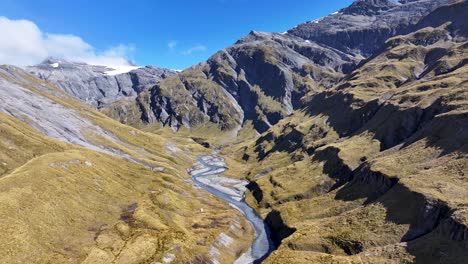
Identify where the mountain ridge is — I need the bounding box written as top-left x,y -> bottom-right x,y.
98,0 -> 455,133
24,0 -> 455,135
0,63 -> 254,263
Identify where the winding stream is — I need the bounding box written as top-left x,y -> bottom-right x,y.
189,154 -> 274,264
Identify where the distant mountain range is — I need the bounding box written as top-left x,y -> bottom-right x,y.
27,57 -> 177,107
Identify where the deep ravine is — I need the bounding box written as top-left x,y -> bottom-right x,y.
189,154 -> 274,264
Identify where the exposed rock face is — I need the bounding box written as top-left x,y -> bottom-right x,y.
0,66 -> 114,152
26,58 -> 177,107
101,0 -> 454,133
119,32 -> 356,131
287,0 -> 453,57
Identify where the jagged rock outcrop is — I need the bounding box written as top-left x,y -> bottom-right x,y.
27,58 -> 177,107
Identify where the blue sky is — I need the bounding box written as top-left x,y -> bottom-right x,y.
0,0 -> 354,70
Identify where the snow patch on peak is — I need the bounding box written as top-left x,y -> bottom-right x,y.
104,65 -> 141,76
309,11 -> 341,24
311,17 -> 324,24
50,63 -> 59,68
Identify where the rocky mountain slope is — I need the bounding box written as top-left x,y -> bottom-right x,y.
27,58 -> 176,107
287,0 -> 453,57
26,1 -> 453,134
228,0 -> 468,263
100,0 -> 453,133
0,66 -> 253,263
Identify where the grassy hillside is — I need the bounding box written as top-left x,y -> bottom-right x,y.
0,66 -> 253,264
226,16 -> 468,263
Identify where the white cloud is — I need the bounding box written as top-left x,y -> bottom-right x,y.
182,44 -> 207,55
167,40 -> 178,50
0,16 -> 135,67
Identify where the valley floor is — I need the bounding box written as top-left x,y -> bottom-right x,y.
189,154 -> 274,264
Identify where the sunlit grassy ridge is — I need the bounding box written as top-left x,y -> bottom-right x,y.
0,66 -> 254,263
225,20 -> 468,263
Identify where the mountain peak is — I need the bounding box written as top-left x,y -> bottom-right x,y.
341,0 -> 398,15
39,57 -> 75,66
37,57 -> 138,69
